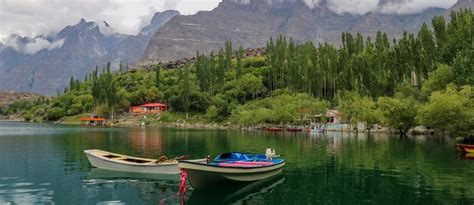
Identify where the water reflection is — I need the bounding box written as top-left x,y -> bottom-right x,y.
129,128 -> 164,156
86,168 -> 180,182
188,174 -> 285,205
0,177 -> 54,204
0,122 -> 473,204
458,152 -> 474,160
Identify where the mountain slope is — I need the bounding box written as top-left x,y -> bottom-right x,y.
143,0 -> 450,62
0,10 -> 179,96
448,0 -> 474,12
103,10 -> 180,68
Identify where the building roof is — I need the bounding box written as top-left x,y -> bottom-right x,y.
80,117 -> 106,121
326,109 -> 340,116
141,103 -> 167,107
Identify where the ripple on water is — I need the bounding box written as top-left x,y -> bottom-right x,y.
0,122 -> 127,136
97,200 -> 126,205
0,178 -> 54,204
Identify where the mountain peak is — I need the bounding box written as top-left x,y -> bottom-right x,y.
150,10 -> 180,26
139,10 -> 180,36
76,18 -> 95,29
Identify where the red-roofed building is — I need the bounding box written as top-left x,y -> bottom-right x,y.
129,103 -> 168,114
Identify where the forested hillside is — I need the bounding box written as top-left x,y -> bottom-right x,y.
6,10 -> 473,137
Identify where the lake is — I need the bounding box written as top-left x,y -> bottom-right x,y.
0,121 -> 473,204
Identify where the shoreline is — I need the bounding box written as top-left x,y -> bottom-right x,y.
1,114 -> 436,135
0,119 -> 23,122
58,120 -> 428,135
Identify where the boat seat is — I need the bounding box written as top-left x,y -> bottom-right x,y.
155,156 -> 169,164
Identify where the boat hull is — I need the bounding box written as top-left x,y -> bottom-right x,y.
308,129 -> 325,133
266,128 -> 283,132
456,144 -> 474,153
179,160 -> 285,190
286,128 -> 302,132
465,148 -> 474,153
85,149 -> 205,174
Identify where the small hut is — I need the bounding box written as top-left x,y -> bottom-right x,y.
80,114 -> 106,126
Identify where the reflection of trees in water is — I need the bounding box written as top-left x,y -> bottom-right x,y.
188,174 -> 285,205
84,168 -> 181,204
129,127 -> 163,156
46,126 -> 474,203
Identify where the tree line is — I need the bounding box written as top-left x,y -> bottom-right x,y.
3,10 -> 473,137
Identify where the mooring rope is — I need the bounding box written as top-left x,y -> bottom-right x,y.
160,169 -> 188,205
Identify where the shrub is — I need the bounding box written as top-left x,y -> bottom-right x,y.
45,107 -> 65,121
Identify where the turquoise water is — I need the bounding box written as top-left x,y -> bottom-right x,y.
0,121 -> 473,204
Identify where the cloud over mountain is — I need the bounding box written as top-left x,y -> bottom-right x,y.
0,0 -> 219,41
3,35 -> 64,55
231,0 -> 457,14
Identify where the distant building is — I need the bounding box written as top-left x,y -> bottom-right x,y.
129,103 -> 168,114
80,114 -> 106,126
326,109 -> 341,124
310,109 -> 342,124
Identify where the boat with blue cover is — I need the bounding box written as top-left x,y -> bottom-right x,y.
178,148 -> 285,190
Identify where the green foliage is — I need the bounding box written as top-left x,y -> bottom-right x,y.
22,112 -> 34,122
452,42 -> 474,86
155,65 -> 161,88
337,91 -> 360,127
377,96 -> 419,135
91,65 -> 119,115
420,64 -> 455,100
236,45 -> 244,79
417,85 -> 473,136
45,107 -> 65,121
8,10 -> 474,137
242,56 -> 266,68
160,112 -> 179,123
230,92 -> 328,126
354,96 -> 381,132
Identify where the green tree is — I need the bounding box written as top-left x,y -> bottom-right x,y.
155,65 -> 161,88
45,107 -> 65,121
377,96 -> 419,135
353,96 -> 381,133
182,64 -> 190,119
417,85 -> 473,136
225,40 -> 233,71
236,45 -> 244,79
420,64 -> 454,100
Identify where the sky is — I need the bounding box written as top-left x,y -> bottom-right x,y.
0,0 -> 458,42
0,0 -> 221,40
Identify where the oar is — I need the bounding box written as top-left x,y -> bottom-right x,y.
174,155 -> 190,160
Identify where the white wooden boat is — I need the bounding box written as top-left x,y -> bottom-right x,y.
308,127 -> 325,133
84,149 -> 206,174
86,168 -> 181,181
178,151 -> 285,190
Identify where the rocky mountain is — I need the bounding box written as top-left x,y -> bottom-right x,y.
102,10 -> 180,68
0,91 -> 43,107
143,0 -> 452,63
447,0 -> 474,15
0,10 -> 179,96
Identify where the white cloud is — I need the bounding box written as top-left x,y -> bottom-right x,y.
320,0 -> 456,15
96,21 -> 118,36
378,0 -> 457,14
0,0 -> 221,40
304,0 -> 321,9
3,35 -> 64,54
24,38 -> 64,54
326,0 -> 380,14
0,0 -> 458,41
